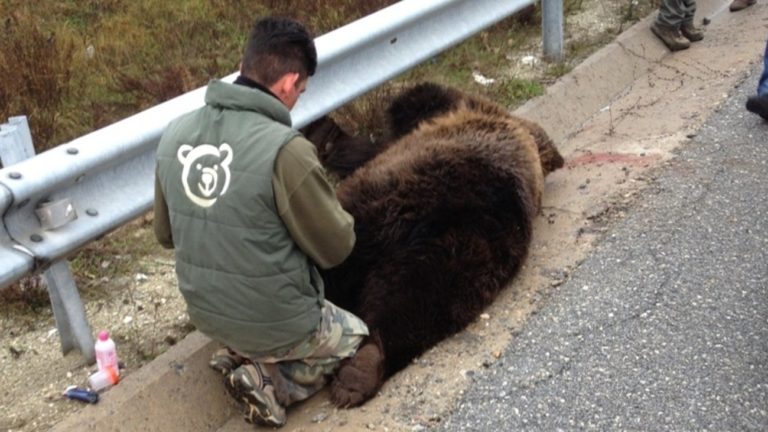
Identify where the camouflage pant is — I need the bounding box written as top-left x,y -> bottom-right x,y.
242,300 -> 368,406
656,0 -> 696,28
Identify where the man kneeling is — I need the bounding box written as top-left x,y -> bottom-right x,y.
154,17 -> 368,428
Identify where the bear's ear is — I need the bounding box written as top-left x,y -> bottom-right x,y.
218,143 -> 233,167
514,117 -> 564,175
177,145 -> 194,164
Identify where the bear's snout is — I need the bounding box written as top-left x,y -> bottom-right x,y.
197,167 -> 219,197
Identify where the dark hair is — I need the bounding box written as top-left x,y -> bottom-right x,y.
241,17 -> 317,86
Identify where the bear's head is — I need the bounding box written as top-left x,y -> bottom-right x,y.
301,116 -> 381,180
177,143 -> 233,208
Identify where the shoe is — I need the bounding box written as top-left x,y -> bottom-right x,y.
730,0 -> 756,12
209,347 -> 245,375
746,95 -> 768,120
681,22 -> 704,42
651,21 -> 690,52
226,364 -> 287,427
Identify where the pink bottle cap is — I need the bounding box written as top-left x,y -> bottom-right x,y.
98,330 -> 109,341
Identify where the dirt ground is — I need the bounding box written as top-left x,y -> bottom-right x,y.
0,1 -> 663,431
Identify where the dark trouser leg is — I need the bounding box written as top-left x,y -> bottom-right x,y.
657,0 -> 696,28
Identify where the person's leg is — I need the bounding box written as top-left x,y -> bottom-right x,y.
226,301 -> 368,425
656,0 -> 686,28
758,39 -> 768,97
680,0 -> 703,42
258,301 -> 368,405
746,39 -> 768,120
652,0 -> 691,51
682,0 -> 696,22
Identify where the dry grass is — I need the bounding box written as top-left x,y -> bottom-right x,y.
0,0 -> 530,152
0,10 -> 84,148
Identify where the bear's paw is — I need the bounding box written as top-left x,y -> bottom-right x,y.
330,338 -> 385,407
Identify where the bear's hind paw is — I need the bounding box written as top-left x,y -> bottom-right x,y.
330,340 -> 384,407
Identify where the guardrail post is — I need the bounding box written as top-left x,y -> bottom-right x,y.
0,116 -> 35,167
542,0 -> 564,62
42,261 -> 95,360
0,116 -> 95,362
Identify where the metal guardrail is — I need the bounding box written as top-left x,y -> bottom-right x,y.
0,0 -> 558,359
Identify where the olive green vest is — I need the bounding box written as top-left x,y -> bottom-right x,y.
156,80 -> 322,356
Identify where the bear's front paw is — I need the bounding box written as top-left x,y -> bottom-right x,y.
330,340 -> 385,407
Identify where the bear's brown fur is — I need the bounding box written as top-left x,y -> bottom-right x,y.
302,83 -> 564,407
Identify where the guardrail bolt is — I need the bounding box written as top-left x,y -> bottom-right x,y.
8,172 -> 21,180
30,234 -> 43,242
86,208 -> 99,216
66,148 -> 79,155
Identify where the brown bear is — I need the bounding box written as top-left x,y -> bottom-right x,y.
302,82 -> 564,407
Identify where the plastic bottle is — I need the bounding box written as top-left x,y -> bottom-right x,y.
87,366 -> 120,392
94,330 -> 119,376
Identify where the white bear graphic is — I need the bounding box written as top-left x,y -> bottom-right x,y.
177,143 -> 233,208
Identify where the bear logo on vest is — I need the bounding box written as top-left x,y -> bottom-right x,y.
177,143 -> 233,208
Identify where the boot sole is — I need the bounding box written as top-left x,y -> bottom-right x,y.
225,370 -> 286,427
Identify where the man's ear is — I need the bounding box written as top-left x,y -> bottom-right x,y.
271,72 -> 300,98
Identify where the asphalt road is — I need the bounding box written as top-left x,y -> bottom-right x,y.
439,64 -> 768,431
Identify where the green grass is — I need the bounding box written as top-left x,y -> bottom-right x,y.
499,78 -> 546,107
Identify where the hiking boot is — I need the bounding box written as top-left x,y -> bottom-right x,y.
730,0 -> 756,11
681,22 -> 704,42
209,347 -> 246,376
226,363 -> 287,427
746,94 -> 768,120
651,21 -> 690,52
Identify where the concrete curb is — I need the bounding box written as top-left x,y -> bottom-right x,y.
50,332 -> 230,431
50,1 -> 736,430
517,0 -> 729,143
